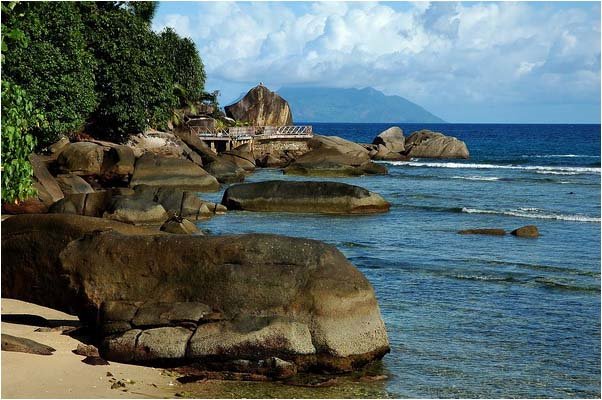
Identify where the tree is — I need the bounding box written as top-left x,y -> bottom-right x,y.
160,27 -> 206,106
2,1 -> 97,149
1,1 -> 44,203
82,2 -> 177,142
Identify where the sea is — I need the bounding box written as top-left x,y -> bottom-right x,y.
190,123 -> 601,398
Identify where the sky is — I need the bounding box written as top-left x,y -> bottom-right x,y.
153,1 -> 601,123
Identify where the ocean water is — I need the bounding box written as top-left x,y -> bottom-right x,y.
193,123 -> 601,398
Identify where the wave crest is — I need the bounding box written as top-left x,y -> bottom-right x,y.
461,207 -> 601,223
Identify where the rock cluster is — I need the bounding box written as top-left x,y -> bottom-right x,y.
2,214 -> 390,374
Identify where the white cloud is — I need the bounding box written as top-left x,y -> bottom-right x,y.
153,1 -> 600,120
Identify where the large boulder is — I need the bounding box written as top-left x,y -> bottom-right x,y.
126,131 -> 203,166
130,153 -> 219,192
2,214 -> 389,373
225,85 -> 292,126
29,154 -> 64,206
55,174 -> 95,195
131,185 -> 222,219
49,191 -> 113,217
57,142 -> 104,175
173,129 -> 219,165
221,143 -> 256,172
103,196 -> 169,225
372,126 -> 405,153
284,135 -> 386,177
372,144 -> 409,161
222,180 -> 390,214
101,145 -> 135,177
204,157 -> 246,184
404,130 -> 469,159
511,225 -> 539,238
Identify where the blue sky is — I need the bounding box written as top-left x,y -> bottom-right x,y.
153,1 -> 601,123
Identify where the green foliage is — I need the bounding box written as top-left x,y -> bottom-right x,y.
1,2 -> 43,203
83,3 -> 177,142
160,28 -> 206,106
1,81 -> 43,203
2,1 -> 97,148
2,1 -> 207,145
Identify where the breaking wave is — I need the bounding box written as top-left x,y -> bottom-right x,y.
384,161 -> 601,175
461,207 -> 600,223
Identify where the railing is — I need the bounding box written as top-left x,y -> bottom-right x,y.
191,125 -> 313,139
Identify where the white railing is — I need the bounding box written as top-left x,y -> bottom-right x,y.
192,125 -> 313,139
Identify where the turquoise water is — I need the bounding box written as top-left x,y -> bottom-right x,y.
195,124 -> 601,398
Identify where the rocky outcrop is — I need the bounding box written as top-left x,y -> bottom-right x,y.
225,85 -> 293,126
101,145 -> 135,178
2,214 -> 389,373
284,135 -> 387,177
404,129 -> 469,159
103,196 -> 169,225
57,142 -> 104,175
49,191 -> 113,217
126,131 -> 204,167
372,126 -> 405,153
130,153 -> 219,192
29,154 -> 64,206
222,181 -> 390,214
458,228 -> 506,235
511,225 -> 539,238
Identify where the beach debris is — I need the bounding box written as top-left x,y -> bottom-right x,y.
110,380 -> 126,390
1,334 -> 55,355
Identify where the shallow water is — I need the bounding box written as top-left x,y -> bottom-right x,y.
193,123 -> 601,398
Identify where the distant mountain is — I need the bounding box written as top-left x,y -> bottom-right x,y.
276,86 -> 445,123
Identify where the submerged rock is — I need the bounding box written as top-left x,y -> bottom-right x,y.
511,225 -> 539,238
2,214 -> 390,373
222,180 -> 390,214
458,228 -> 507,236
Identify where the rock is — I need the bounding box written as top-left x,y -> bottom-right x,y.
1,334 -> 55,355
49,191 -> 113,217
48,137 -> 70,155
458,228 -> 507,235
256,152 -> 286,168
101,145 -> 135,178
2,198 -> 48,214
57,142 -> 104,175
73,343 -> 101,357
222,180 -> 390,214
372,144 -> 408,161
283,161 -> 387,177
160,217 -> 200,234
103,196 -> 169,225
2,214 -> 390,372
55,174 -> 95,195
404,129 -> 469,159
29,154 -> 64,205
511,225 -> 539,238
221,143 -> 256,172
130,153 -> 219,192
372,126 -> 405,153
225,85 -> 292,126
173,129 -> 219,165
131,186 -> 219,220
204,158 -> 246,184
296,135 -> 371,166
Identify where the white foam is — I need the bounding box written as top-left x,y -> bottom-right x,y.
461,207 -> 601,223
451,175 -> 500,181
522,154 -> 600,158
385,161 -> 601,175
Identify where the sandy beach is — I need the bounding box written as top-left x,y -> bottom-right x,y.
1,298 -> 180,399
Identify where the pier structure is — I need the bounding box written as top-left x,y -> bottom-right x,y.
190,124 -> 313,152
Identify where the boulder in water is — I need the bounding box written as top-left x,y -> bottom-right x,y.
458,228 -> 507,236
372,126 -> 405,153
404,130 -> 469,159
222,180 -> 390,214
511,225 -> 539,238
